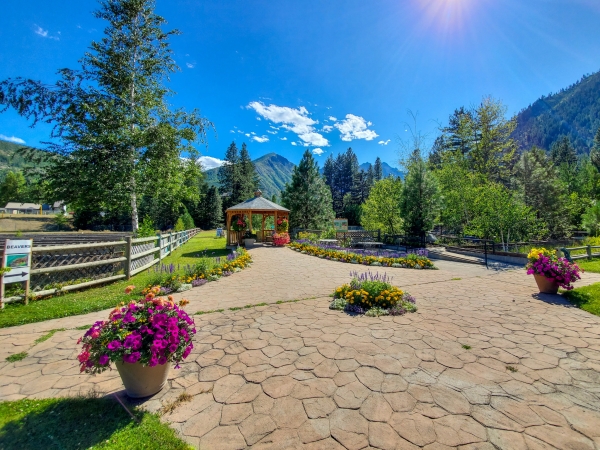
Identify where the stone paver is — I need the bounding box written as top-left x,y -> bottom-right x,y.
1,247 -> 600,449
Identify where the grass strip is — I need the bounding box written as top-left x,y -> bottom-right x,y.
563,282 -> 600,317
0,397 -> 191,449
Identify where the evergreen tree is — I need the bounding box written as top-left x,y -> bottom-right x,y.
0,0 -> 209,231
366,164 -> 375,187
281,150 -> 334,229
400,150 -> 441,238
550,136 -> 577,166
239,142 -> 259,199
271,194 -> 278,204
218,142 -> 241,210
200,186 -> 223,229
590,127 -> 600,172
373,157 -> 383,181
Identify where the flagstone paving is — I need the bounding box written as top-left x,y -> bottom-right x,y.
1,247 -> 600,449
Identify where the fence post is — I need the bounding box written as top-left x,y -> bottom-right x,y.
169,232 -> 173,254
157,233 -> 162,264
587,245 -> 592,260
484,240 -> 488,268
125,236 -> 132,280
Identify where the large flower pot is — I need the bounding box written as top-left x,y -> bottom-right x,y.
534,274 -> 560,294
115,361 -> 170,398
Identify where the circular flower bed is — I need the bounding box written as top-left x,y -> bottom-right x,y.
77,295 -> 196,374
329,271 -> 417,317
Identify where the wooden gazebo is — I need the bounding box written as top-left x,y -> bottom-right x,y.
225,190 -> 290,246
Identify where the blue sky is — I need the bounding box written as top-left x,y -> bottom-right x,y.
1,0 -> 600,169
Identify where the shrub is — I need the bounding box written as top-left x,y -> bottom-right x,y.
174,217 -> 185,232
273,233 -> 290,246
137,216 -> 156,238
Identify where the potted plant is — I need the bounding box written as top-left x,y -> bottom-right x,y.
77,293 -> 196,398
526,248 -> 582,294
244,231 -> 257,248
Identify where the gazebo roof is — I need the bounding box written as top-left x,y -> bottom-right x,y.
226,190 -> 290,212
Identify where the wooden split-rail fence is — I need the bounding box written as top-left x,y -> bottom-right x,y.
0,228 -> 200,304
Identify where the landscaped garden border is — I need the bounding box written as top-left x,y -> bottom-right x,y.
288,241 -> 435,269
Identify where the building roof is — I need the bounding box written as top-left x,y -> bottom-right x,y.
226,191 -> 289,212
4,202 -> 42,209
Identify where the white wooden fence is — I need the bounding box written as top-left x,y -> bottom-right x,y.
1,228 -> 200,304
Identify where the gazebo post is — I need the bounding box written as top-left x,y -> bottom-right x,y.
261,214 -> 266,242
226,211 -> 232,246
249,210 -> 253,234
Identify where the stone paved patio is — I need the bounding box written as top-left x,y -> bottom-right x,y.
1,248 -> 600,449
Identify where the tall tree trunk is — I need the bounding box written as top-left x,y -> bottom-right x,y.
131,172 -> 139,232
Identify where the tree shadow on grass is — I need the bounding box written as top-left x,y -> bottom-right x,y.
0,395 -> 174,450
180,249 -> 230,259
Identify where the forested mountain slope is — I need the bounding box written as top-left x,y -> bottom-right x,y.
513,71 -> 600,154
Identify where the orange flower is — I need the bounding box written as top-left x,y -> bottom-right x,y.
124,285 -> 136,294
179,298 -> 190,307
168,295 -> 174,302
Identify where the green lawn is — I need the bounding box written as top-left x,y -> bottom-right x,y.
563,282 -> 600,317
576,258 -> 600,274
0,231 -> 228,328
0,397 -> 191,450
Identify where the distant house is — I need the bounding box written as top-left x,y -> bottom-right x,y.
42,201 -> 67,214
4,202 -> 42,215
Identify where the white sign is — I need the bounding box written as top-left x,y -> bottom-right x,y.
2,239 -> 32,284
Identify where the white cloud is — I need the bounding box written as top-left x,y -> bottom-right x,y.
312,148 -> 324,156
322,125 -> 333,132
247,101 -> 329,147
252,135 -> 269,143
256,117 -> 261,121
245,133 -> 251,137
334,114 -> 379,142
230,130 -> 236,133
266,130 -> 277,135
280,137 -> 288,141
34,25 -> 59,40
250,131 -> 256,135
291,142 -> 297,146
199,156 -> 226,170
186,62 -> 196,69
378,139 -> 391,145
0,134 -> 25,144
328,116 -> 338,122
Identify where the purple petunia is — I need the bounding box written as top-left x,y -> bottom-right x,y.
99,354 -> 110,365
123,352 -> 141,363
107,340 -> 122,351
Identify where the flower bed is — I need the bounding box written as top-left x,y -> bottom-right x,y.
527,247 -> 581,290
273,232 -> 290,246
142,249 -> 252,294
77,296 -> 196,373
330,271 -> 417,317
289,241 -> 434,269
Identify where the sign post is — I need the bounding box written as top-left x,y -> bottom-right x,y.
333,219 -> 348,232
1,239 -> 33,307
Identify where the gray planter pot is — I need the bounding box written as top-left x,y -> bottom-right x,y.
244,238 -> 256,248
115,360 -> 170,398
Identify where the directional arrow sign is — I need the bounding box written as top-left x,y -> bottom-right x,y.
4,272 -> 28,279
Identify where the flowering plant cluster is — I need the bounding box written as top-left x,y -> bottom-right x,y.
276,217 -> 289,233
289,241 -> 434,269
526,247 -> 581,290
77,295 -> 195,374
142,249 -> 252,294
232,217 -> 248,232
330,271 -> 417,317
273,232 -> 290,246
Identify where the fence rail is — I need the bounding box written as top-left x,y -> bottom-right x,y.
560,245 -> 600,262
1,228 -> 201,304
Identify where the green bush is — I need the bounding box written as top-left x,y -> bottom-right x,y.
137,216 -> 156,238
174,217 -> 185,232
181,210 -> 195,229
